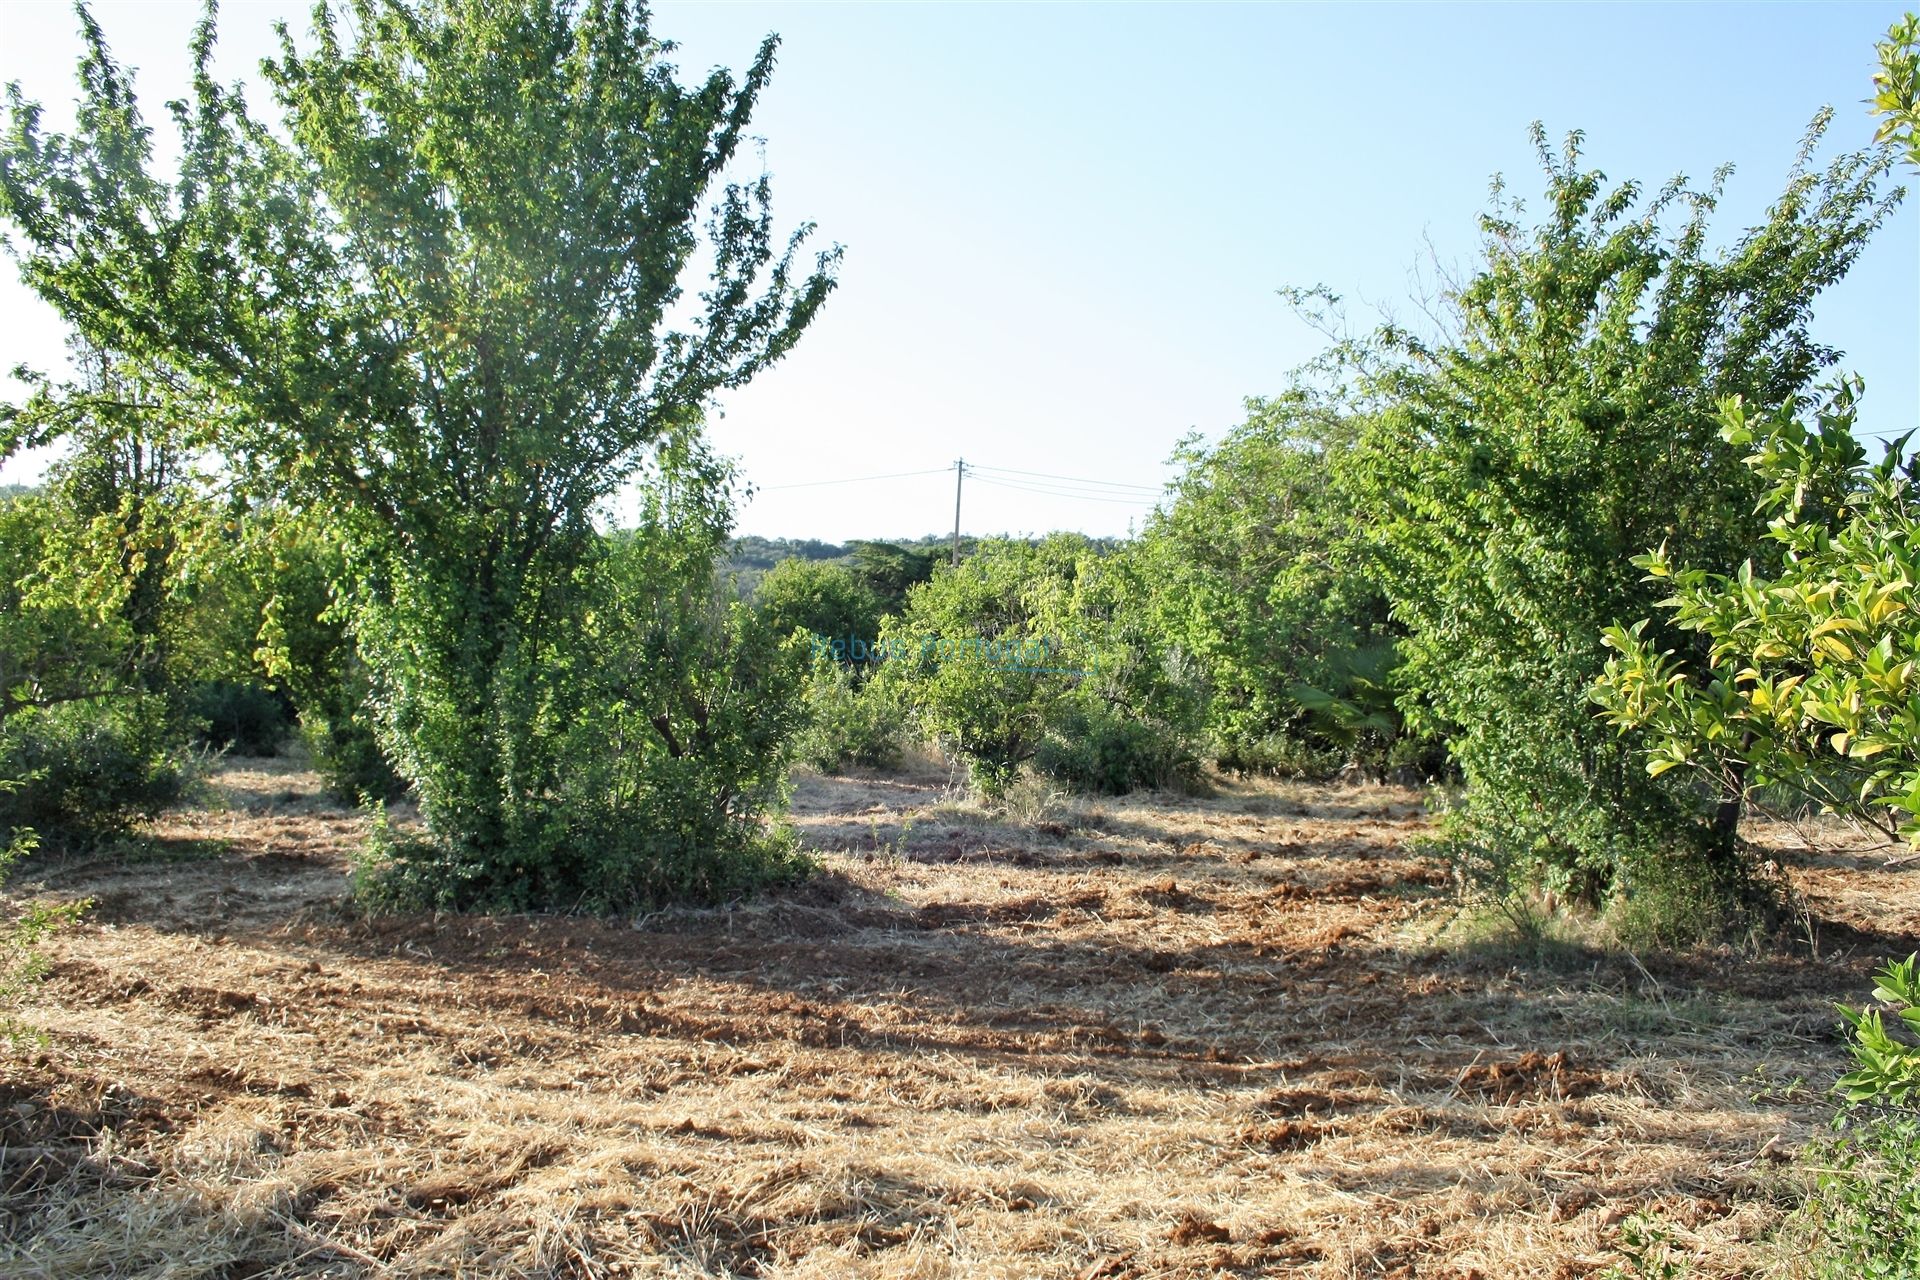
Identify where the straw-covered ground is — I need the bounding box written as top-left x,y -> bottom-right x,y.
2,755 -> 1916,1279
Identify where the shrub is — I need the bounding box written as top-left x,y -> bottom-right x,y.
186,680 -> 294,756
1139,388 -> 1402,772
1214,732 -> 1345,779
1349,115 -> 1895,917
1596,385 -> 1919,851
249,516 -> 406,803
1773,955 -> 1920,1277
1036,704 -> 1202,796
0,697 -> 192,840
756,559 -> 884,653
299,705 -> 406,804
354,436 -> 812,912
876,536 -> 1094,798
796,656 -> 907,772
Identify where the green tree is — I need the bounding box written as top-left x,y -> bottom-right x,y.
755,557 -> 883,651
878,534 -> 1202,797
1,1 -> 837,903
877,536 -> 1090,796
1348,116 -> 1896,911
1595,387 -> 1918,849
0,489 -> 193,837
849,541 -> 941,616
358,430 -> 812,908
1874,12 -> 1920,165
1138,387 -> 1405,774
1032,541 -> 1207,795
1594,23 -> 1920,857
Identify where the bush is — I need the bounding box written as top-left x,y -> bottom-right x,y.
875,536 -> 1092,798
1596,385 -> 1919,852
0,697 -> 192,840
1036,705 -> 1202,795
1772,955 -> 1920,1277
1138,388 -> 1402,772
186,680 -> 294,756
354,437 -> 812,912
299,706 -> 406,804
756,559 -> 883,653
1349,116 -> 1894,913
1213,732 -> 1345,779
796,656 -> 906,772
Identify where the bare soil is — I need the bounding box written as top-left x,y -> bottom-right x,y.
3,756 -> 1916,1278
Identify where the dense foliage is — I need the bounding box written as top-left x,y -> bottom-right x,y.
1596,386 -> 1919,848
873,535 -> 1203,797
1134,389 -> 1412,776
357,434 -> 812,909
1346,116 -> 1897,914
2,0 -> 836,905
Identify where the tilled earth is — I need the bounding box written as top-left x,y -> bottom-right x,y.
2,757 -> 1916,1278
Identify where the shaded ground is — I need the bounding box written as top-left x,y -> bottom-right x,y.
2,756 -> 1916,1278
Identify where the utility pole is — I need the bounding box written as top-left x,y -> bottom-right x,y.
951,458 -> 965,567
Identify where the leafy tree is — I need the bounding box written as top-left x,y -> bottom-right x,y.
1596,387 -> 1919,848
1138,387 -> 1407,774
755,557 -> 884,650
1,0 -> 837,902
1347,116 -> 1897,910
358,430 -> 812,909
849,540 -> 941,616
1875,12 -> 1920,166
879,534 -> 1203,797
0,490 -> 193,837
1595,29 -> 1920,857
1032,543 -> 1207,795
877,536 -> 1092,796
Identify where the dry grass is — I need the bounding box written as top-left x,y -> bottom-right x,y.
2,755 -> 1916,1278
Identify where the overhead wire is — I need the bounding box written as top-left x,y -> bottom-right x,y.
745,461 -> 1168,509
755,466 -> 951,492
966,473 -> 1163,506
966,463 -> 1162,493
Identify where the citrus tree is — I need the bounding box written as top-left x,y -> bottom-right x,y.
1595,386 -> 1918,848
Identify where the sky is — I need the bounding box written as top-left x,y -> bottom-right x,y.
1,0 -> 1915,543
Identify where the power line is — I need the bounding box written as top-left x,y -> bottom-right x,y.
756,466 -> 951,492
967,462 -> 1162,493
967,474 -> 1163,506
969,472 -> 1167,501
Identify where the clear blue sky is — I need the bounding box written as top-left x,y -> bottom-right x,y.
2,1 -> 1914,543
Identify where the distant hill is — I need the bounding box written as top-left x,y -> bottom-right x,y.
721,532 -> 1125,599
724,534 -> 957,597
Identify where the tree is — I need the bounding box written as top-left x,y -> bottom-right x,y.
755,558 -> 883,651
877,536 -> 1090,796
849,541 -> 941,616
1137,387 -> 1405,774
1874,12 -> 1920,166
1347,116 -> 1897,912
1592,18 -> 1920,859
1595,386 -> 1919,849
1,1 -> 838,904
876,535 -> 1203,797
0,489 -> 193,837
